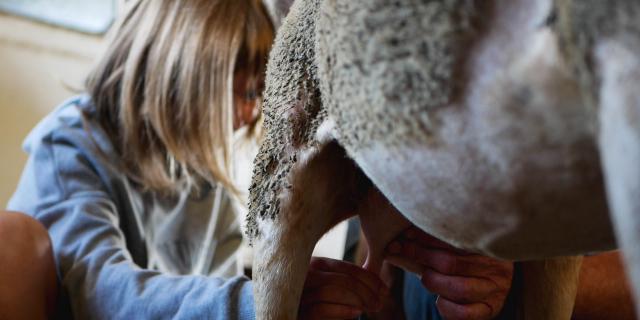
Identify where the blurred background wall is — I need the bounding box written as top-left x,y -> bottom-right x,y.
0,10 -> 107,206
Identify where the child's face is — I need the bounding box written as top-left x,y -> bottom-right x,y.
233,71 -> 264,130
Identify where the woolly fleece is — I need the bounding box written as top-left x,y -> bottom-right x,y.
247,0 -> 480,240
247,0 -> 324,239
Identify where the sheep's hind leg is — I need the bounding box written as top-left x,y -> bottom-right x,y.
596,38 -> 640,316
516,257 -> 583,320
252,141 -> 369,320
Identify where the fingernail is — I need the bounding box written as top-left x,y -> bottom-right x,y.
387,241 -> 401,254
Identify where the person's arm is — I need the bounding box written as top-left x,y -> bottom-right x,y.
0,211 -> 57,320
8,131 -> 254,319
573,251 -> 637,320
385,227 -> 514,320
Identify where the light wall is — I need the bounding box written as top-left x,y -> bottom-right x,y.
0,12 -> 105,206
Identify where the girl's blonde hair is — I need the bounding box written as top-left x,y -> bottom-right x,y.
86,0 -> 274,195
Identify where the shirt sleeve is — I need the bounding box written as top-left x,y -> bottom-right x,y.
7,125 -> 255,320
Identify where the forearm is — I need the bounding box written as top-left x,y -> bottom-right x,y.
572,251 -> 637,320
64,260 -> 254,319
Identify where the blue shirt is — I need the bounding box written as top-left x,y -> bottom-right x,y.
403,272 -> 443,320
8,96 -> 254,319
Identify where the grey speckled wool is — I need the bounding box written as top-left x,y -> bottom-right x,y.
555,0 -> 640,110
317,0 -> 480,152
247,0 -> 480,239
247,0 -> 324,239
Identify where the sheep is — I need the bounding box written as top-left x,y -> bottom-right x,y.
249,0 -> 640,319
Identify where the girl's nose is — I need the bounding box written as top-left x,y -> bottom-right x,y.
241,100 -> 257,125
234,99 -> 258,130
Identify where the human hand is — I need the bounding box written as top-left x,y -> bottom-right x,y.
299,257 -> 390,320
385,227 -> 513,320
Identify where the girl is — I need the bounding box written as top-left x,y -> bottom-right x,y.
6,0 -> 387,318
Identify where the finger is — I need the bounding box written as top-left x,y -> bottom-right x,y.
303,273 -> 380,310
436,296 -> 494,320
392,242 -> 463,275
396,243 -> 510,278
385,254 -> 424,274
421,268 -> 499,305
305,262 -> 386,309
300,284 -> 370,310
299,303 -> 363,320
309,257 -> 389,295
404,227 -> 461,252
